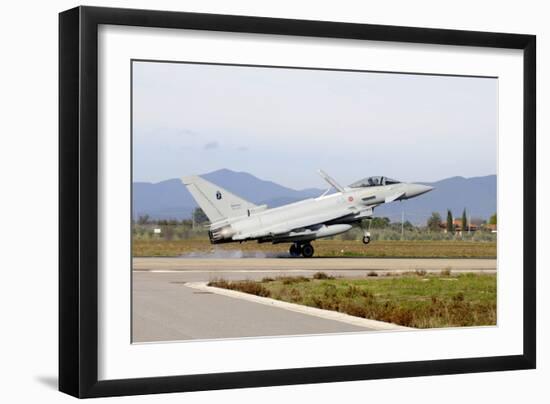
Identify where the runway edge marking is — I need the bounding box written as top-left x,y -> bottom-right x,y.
186,282 -> 413,332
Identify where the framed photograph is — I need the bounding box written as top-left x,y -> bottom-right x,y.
59,6 -> 536,398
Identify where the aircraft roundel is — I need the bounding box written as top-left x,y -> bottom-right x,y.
348,196 -> 354,202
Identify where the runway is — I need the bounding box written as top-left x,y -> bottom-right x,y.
133,257 -> 496,280
132,257 -> 496,342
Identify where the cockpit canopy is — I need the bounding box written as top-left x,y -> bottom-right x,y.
349,176 -> 401,188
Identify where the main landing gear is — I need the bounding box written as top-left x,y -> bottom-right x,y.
289,242 -> 315,258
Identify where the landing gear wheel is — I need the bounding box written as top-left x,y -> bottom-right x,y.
289,244 -> 301,257
362,232 -> 371,245
301,243 -> 314,258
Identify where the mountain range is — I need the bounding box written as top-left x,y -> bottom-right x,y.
133,169 -> 496,225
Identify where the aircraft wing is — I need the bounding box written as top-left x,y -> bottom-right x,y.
232,208 -> 356,240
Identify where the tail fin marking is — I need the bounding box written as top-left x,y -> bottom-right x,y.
182,175 -> 258,223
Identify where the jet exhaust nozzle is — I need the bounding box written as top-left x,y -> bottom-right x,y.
208,225 -> 236,244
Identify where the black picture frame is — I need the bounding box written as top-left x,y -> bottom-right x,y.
59,6 -> 536,398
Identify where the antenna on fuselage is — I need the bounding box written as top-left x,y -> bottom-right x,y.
317,169 -> 345,193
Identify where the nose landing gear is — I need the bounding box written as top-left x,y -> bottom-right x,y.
362,231 -> 371,245
289,242 -> 315,258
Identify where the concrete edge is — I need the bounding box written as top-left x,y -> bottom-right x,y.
185,281 -> 413,331
139,269 -> 496,274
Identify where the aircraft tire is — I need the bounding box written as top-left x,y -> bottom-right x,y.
362,236 -> 371,245
301,243 -> 314,258
289,244 -> 301,257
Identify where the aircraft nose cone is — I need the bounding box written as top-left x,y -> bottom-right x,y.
418,184 -> 434,195
407,184 -> 434,199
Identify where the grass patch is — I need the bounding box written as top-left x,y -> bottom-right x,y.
132,238 -> 496,258
208,279 -> 271,297
211,273 -> 496,329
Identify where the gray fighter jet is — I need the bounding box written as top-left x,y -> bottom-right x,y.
182,170 -> 433,257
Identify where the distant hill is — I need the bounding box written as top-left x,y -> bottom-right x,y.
133,169 -> 496,225
132,169 -> 322,220
375,175 -> 496,224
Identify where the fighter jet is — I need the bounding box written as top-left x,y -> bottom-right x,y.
182,170 -> 433,258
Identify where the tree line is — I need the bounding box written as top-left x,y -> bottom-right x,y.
136,207 -> 496,231
427,210 -> 496,232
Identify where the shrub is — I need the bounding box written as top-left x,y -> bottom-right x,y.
278,276 -> 310,285
313,272 -> 334,280
208,278 -> 229,288
340,301 -> 367,318
343,285 -> 362,298
453,292 -> 465,302
288,288 -> 302,302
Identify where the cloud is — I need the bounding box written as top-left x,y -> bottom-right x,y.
237,146 -> 248,152
203,141 -> 219,150
178,128 -> 197,136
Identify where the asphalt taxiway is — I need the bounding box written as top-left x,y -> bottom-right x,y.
133,271 -> 371,342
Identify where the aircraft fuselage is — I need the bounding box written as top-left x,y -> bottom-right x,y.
182,171 -> 433,257
208,182 -> 431,244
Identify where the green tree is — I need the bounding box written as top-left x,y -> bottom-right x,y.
193,207 -> 209,225
427,212 -> 442,232
462,208 -> 468,232
446,210 -> 454,233
137,214 -> 150,225
370,217 -> 391,228
489,213 -> 497,225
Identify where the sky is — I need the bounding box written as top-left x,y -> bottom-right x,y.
132,61 -> 497,190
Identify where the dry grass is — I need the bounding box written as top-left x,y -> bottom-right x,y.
207,279 -> 271,297
440,267 -> 452,276
133,238 -> 496,258
210,273 -> 496,329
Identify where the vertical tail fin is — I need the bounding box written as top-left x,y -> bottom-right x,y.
181,175 -> 258,223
